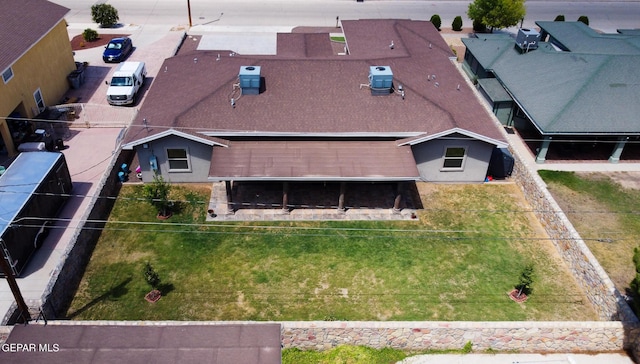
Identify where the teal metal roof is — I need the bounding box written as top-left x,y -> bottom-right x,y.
477,78 -> 512,103
536,21 -> 640,55
464,23 -> 640,135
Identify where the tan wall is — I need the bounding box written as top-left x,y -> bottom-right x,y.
0,19 -> 75,155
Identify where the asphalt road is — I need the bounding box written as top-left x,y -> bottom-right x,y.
53,0 -> 640,33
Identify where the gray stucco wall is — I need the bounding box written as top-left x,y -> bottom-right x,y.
135,135 -> 212,183
411,137 -> 494,182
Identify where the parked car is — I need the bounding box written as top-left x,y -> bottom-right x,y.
103,37 -> 133,63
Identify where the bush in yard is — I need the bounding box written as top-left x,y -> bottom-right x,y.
554,15 -> 565,22
143,175 -> 173,218
630,247 -> 640,311
515,264 -> 534,297
578,16 -> 589,26
144,262 -> 161,290
430,14 -> 442,31
452,16 -> 463,31
91,3 -> 119,28
473,19 -> 487,33
82,28 -> 98,42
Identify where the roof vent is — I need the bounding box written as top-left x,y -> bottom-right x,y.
368,66 -> 393,96
515,28 -> 540,52
238,66 -> 261,95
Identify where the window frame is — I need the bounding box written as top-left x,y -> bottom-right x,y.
33,88 -> 45,113
441,146 -> 467,171
2,67 -> 13,84
166,147 -> 191,172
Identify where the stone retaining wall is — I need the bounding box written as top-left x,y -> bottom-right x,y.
281,321 -> 627,352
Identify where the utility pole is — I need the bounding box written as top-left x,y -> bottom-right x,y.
187,0 -> 193,28
0,249 -> 31,323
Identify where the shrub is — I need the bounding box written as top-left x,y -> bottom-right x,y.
91,3 -> 119,28
143,175 -> 173,217
472,19 -> 486,33
82,28 -> 98,42
515,264 -> 534,297
430,14 -> 442,31
578,15 -> 589,25
554,15 -> 565,22
452,16 -> 463,31
630,247 -> 640,311
144,262 -> 161,290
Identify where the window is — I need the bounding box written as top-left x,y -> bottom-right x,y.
33,88 -> 45,113
167,148 -> 190,171
2,67 -> 13,83
442,146 -> 466,170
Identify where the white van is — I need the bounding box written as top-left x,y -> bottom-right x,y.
106,61 -> 147,106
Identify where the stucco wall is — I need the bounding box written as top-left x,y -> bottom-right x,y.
0,19 -> 75,118
136,136 -> 213,183
412,137 -> 493,182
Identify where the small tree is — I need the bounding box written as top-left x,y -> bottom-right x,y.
554,15 -> 565,22
467,0 -> 526,33
452,16 -> 463,31
144,262 -> 161,291
82,28 -> 98,42
515,264 -> 534,297
578,16 -> 589,26
91,3 -> 119,28
430,14 -> 442,31
143,175 -> 173,217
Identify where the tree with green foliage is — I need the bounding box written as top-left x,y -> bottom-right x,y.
630,247 -> 640,311
578,15 -> 589,26
467,0 -> 526,33
515,264 -> 534,297
554,14 -> 565,22
430,14 -> 442,31
91,3 -> 119,28
144,262 -> 161,290
452,16 -> 463,31
143,175 -> 173,218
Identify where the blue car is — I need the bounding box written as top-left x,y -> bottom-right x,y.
102,37 -> 133,63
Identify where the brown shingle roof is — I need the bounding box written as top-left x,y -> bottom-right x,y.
127,19 -> 503,140
0,0 -> 69,72
124,19 -> 506,179
209,140 -> 419,180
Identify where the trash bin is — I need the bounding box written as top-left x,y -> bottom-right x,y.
68,70 -> 82,89
55,139 -> 65,150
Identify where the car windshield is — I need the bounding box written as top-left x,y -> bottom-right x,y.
111,77 -> 132,86
107,42 -> 122,50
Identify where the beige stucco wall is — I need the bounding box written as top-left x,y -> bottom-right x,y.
0,19 -> 75,155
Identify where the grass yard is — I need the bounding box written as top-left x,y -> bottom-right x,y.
539,171 -> 640,294
66,182 -> 597,321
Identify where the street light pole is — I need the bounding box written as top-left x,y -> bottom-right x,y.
187,0 -> 193,28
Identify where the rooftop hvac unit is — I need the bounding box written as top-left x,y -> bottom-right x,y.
369,66 -> 393,95
515,28 -> 540,51
239,66 -> 261,95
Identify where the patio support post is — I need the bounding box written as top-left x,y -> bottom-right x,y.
393,182 -> 403,213
225,181 -> 234,214
535,136 -> 552,164
282,182 -> 290,214
609,137 -> 628,163
338,182 -> 346,212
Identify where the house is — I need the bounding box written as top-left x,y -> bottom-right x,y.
0,0 -> 76,158
462,21 -> 640,163
121,19 -> 507,213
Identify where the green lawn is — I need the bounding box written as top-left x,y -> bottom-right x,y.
539,170 -> 640,293
66,183 -> 597,321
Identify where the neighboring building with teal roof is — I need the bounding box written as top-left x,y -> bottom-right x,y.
462,21 -> 640,163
